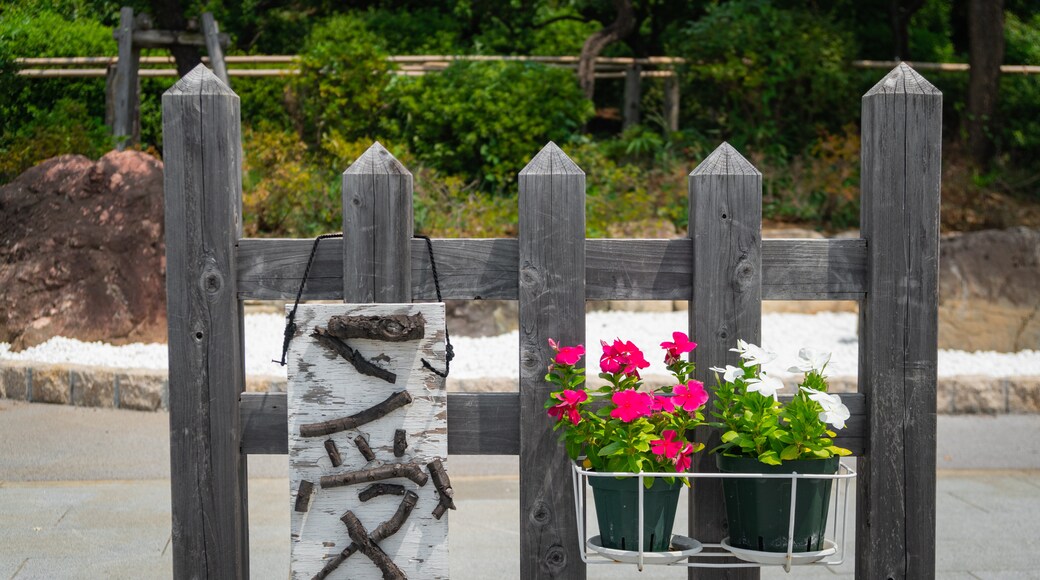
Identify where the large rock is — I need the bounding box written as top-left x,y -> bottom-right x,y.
939,227 -> 1040,352
0,151 -> 166,349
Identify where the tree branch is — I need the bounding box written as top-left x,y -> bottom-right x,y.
578,0 -> 636,99
320,463 -> 429,489
327,313 -> 426,342
300,390 -> 412,438
313,327 -> 397,384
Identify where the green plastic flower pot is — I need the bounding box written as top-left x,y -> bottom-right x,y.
588,474 -> 683,552
717,454 -> 839,553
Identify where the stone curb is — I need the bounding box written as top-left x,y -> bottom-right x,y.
2,361 -> 1039,415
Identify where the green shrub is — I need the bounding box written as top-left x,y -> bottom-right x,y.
384,60 -> 593,190
1000,12 -> 1040,166
0,9 -> 115,176
670,0 -> 856,157
0,98 -> 111,181
291,14 -> 392,148
242,125 -> 338,237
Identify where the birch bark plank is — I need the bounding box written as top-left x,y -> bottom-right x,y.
288,303 -> 448,580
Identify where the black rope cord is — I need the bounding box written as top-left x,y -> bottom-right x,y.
276,233 -> 454,379
275,233 -> 343,366
415,235 -> 453,378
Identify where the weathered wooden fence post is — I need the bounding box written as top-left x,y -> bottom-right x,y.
688,142 -> 763,580
858,63 -> 941,580
201,13 -> 230,87
113,6 -> 141,150
664,74 -> 680,132
518,143 -> 586,579
163,64 -> 248,579
342,142 -> 413,303
623,64 -> 642,129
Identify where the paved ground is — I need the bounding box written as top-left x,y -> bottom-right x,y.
2,400 -> 1040,579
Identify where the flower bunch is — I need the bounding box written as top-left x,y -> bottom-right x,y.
544,332 -> 708,486
710,341 -> 852,465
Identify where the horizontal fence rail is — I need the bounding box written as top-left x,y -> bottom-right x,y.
236,237 -> 868,301
240,391 -> 867,456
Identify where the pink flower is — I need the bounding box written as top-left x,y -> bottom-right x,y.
674,442 -> 696,472
661,332 -> 697,363
673,380 -> 709,412
650,429 -> 684,459
610,389 -> 653,423
651,395 -> 676,412
555,344 -> 585,366
600,339 -> 651,377
547,389 -> 588,425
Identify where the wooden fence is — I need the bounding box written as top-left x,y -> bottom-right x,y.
162,61 -> 941,579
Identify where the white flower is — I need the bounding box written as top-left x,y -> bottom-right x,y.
788,348 -> 832,374
745,373 -> 784,399
730,340 -> 776,367
802,386 -> 850,430
709,365 -> 745,383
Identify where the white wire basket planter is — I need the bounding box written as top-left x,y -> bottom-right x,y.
570,460 -> 857,573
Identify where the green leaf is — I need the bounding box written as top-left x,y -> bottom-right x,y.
597,441 -> 625,457
721,430 -> 740,443
758,451 -> 782,466
780,445 -> 800,461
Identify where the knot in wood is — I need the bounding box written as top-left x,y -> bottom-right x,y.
530,500 -> 552,525
732,254 -> 756,292
200,269 -> 223,294
544,545 -> 567,571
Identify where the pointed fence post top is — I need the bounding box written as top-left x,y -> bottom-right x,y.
865,62 -> 941,97
164,63 -> 236,97
343,141 -> 411,176
689,142 -> 760,177
519,141 -> 584,176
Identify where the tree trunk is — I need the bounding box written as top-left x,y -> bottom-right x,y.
577,0 -> 636,100
967,0 -> 1005,169
890,0 -> 925,59
149,0 -> 202,76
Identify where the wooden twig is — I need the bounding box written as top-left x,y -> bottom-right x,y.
393,429 -> 408,457
369,490 -> 420,542
320,463 -> 429,489
300,390 -> 412,437
427,459 -> 456,519
354,434 -> 377,461
313,491 -> 419,580
313,327 -> 397,384
327,313 -> 426,342
324,439 -> 342,467
294,480 -> 315,512
359,483 -> 406,502
341,511 -> 407,580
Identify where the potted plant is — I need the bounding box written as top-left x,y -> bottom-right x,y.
544,332 -> 708,553
710,341 -> 851,556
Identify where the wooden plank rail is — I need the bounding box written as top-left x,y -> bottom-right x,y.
237,237 -> 867,301
240,391 -> 867,456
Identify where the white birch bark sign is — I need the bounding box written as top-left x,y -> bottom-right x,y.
287,303 -> 449,580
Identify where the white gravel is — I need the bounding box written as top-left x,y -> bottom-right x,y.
2,311 -> 1038,380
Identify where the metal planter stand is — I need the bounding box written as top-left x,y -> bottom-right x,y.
571,461 -> 857,573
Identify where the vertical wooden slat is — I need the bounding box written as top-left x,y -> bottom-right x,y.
201,13 -> 230,87
113,7 -> 140,150
664,74 -> 680,132
163,64 -> 247,579
857,63 -> 941,580
623,63 -> 642,129
518,143 -> 585,580
342,142 -> 413,303
688,143 -> 762,580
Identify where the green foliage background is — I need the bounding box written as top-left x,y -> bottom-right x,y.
2,0 -> 1039,235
